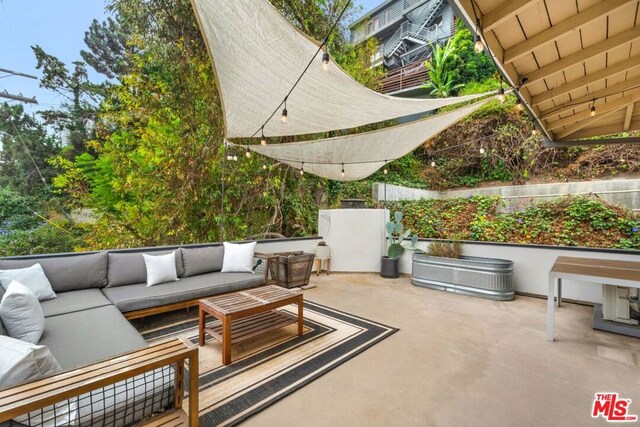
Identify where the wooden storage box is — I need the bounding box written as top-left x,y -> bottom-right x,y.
269,251 -> 315,288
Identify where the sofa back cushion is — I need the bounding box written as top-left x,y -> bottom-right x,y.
107,249 -> 184,287
181,246 -> 224,277
0,252 -> 108,293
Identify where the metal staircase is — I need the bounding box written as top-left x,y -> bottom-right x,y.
384,0 -> 447,60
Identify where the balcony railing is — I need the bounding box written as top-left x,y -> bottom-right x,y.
351,0 -> 424,44
377,59 -> 429,94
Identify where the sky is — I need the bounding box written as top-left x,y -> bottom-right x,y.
0,0 -> 378,116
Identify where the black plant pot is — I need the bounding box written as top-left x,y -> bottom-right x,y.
380,256 -> 399,278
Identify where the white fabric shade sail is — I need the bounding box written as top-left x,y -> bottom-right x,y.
248,99 -> 492,181
191,0 -> 493,139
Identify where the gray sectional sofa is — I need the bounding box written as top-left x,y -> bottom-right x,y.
0,244 -> 264,370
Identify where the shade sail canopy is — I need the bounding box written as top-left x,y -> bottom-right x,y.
450,0 -> 640,145
191,0 -> 492,139
249,98 -> 491,181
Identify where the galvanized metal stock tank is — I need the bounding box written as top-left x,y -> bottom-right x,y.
412,253 -> 514,301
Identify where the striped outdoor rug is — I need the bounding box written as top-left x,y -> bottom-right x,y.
140,301 -> 398,426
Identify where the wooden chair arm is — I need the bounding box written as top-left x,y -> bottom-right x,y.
0,337 -> 199,427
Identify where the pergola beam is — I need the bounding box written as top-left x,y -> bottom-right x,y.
504,0 -> 633,64
623,104 -> 634,131
531,56 -> 640,106
553,92 -> 640,139
555,120 -> 640,141
539,75 -> 640,120
524,28 -> 640,86
482,0 -> 538,32
547,90 -> 640,132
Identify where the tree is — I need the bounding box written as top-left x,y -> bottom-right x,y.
0,103 -> 60,195
423,40 -> 464,97
448,20 -> 496,87
32,46 -> 100,157
81,17 -> 131,79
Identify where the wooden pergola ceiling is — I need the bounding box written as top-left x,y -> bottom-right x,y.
450,0 -> 640,144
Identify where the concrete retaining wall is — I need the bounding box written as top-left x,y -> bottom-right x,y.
373,178 -> 640,212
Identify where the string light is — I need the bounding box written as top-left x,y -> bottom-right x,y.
383,160 -> 388,175
515,98 -> 524,111
281,98 -> 288,124
322,51 -> 330,72
245,147 -> 251,158
226,155 -> 233,161
341,163 -> 345,178
474,20 -> 483,53
262,164 -> 267,170
260,127 -> 267,145
531,129 -> 540,136
590,99 -> 596,117
233,155 -> 238,161
300,162 -> 304,176
479,146 -> 485,155
430,161 -> 436,167
498,86 -> 505,103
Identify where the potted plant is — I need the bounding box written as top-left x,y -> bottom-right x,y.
411,241 -> 515,300
381,211 -> 418,278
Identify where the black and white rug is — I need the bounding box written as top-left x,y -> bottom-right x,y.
140,301 -> 398,426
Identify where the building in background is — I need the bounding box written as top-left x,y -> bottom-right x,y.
350,0 -> 456,96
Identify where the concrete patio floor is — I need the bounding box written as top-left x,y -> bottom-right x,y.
245,273 -> 640,427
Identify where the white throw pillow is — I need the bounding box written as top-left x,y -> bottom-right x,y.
143,252 -> 178,287
0,280 -> 46,344
0,335 -> 61,387
0,335 -> 77,426
0,263 -> 57,301
221,241 -> 257,273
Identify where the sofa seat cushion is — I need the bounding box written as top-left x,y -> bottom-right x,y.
41,289 -> 113,318
102,272 -> 264,313
0,252 -> 108,293
39,305 -> 147,370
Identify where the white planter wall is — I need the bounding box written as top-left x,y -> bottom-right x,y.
313,208 -> 640,304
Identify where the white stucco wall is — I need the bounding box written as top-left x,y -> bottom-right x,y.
318,209 -> 388,272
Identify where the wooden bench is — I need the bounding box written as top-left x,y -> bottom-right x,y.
547,256 -> 640,341
0,338 -> 199,427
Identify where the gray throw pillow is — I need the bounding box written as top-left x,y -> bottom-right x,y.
181,246 -> 224,277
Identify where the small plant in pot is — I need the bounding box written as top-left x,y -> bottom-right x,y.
381,211 -> 418,278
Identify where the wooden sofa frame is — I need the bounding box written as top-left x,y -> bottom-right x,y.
0,338 -> 199,427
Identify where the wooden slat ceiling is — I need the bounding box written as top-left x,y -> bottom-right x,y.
451,0 -> 640,143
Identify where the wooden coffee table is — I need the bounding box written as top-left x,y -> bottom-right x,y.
198,285 -> 303,365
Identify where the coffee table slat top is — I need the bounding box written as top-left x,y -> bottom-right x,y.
200,285 -> 300,315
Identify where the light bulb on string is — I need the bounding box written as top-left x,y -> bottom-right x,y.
260,127 -> 267,145
245,148 -> 251,158
430,161 -> 436,168
531,129 -> 540,136
233,155 -> 238,161
498,86 -> 505,103
590,100 -> 596,117
479,146 -> 485,155
300,162 -> 304,176
474,34 -> 483,53
383,160 -> 388,175
474,20 -> 483,54
341,163 -> 345,178
226,155 -> 233,161
322,51 -> 330,72
515,98 -> 524,111
262,164 -> 267,170
281,98 -> 288,124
